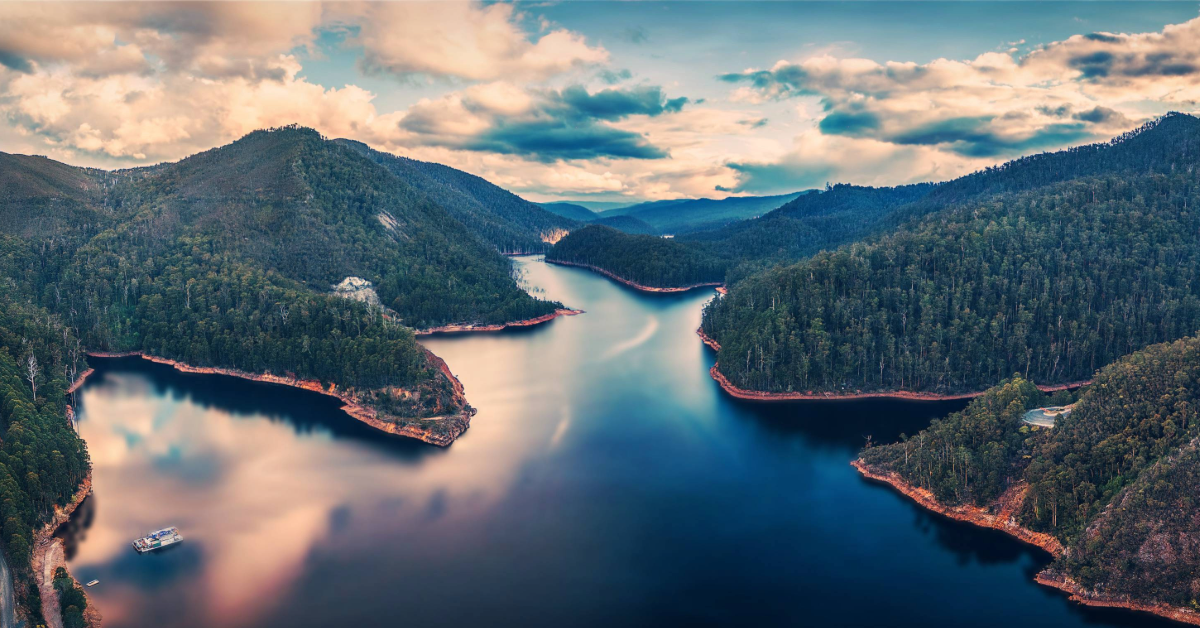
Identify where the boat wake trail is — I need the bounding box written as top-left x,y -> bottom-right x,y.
601,316 -> 659,361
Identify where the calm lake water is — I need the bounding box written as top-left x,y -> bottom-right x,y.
68,257 -> 1168,628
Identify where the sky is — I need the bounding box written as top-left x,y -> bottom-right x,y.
2,1 -> 1199,202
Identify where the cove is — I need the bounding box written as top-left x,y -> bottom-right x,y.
65,256 -> 1174,628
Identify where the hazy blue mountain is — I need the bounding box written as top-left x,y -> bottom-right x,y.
539,201 -> 601,222
609,192 -> 808,234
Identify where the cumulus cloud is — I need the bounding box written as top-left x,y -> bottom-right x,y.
0,2 -> 324,80
717,17 -> 1200,191
352,2 -> 607,81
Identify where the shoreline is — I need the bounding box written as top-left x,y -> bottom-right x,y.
83,352 -> 475,447
1035,572 -> 1200,626
545,259 -> 724,293
32,472 -> 99,628
851,460 -> 1063,555
852,460 -> 1200,626
696,327 -> 721,352
708,361 -> 1090,402
414,308 -> 582,335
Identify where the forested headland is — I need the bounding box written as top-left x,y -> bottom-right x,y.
703,113 -> 1200,396
0,125 -> 573,623
858,335 -> 1200,622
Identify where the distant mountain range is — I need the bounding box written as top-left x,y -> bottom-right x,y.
604,192 -> 808,234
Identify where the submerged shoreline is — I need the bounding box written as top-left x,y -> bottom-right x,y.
706,357 -> 1089,402
83,352 -> 475,447
546,259 -> 724,293
414,308 -> 582,335
852,460 -> 1200,626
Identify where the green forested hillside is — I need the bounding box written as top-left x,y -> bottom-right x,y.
0,126 -> 575,619
546,225 -> 725,287
548,183 -> 933,288
339,140 -> 577,253
551,113 -> 1200,294
703,115 -> 1200,395
861,335 -> 1200,614
0,289 -> 90,625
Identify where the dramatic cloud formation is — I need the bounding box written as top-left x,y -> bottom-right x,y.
398,83 -> 688,161
718,17 -> 1200,191
2,2 -> 1199,200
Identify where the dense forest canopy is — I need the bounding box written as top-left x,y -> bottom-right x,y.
702,114 -> 1200,395
0,288 -> 90,625
546,225 -> 726,287
547,183 -> 936,288
338,139 -> 578,254
861,335 -> 1200,613
0,126 -> 575,620
551,113 -> 1200,293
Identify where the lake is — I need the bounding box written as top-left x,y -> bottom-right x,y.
67,256 -> 1169,627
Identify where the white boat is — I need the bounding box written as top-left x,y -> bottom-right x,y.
86,580 -> 99,587
133,527 -> 183,553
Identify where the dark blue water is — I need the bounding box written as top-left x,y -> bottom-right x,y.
68,257 -> 1169,627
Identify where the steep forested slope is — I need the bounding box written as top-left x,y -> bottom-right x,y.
0,289 -> 90,626
0,125 -> 574,623
704,114 -> 1200,395
339,139 -> 577,253
551,113 -> 1200,293
548,184 -> 933,288
547,225 -> 725,288
860,336 -> 1200,620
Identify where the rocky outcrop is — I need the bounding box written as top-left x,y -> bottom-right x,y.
85,352 -> 474,447
331,276 -> 382,308
546,260 -> 724,293
414,308 -> 582,335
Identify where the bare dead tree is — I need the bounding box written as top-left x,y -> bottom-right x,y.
26,353 -> 39,401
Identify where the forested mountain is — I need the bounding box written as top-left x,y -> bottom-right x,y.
860,335 -> 1200,618
338,139 -> 577,253
0,126 -> 576,619
551,113 -> 1200,293
548,225 -> 725,287
548,183 -> 933,288
0,288 -> 90,625
703,113 -> 1200,396
539,202 -> 601,222
606,192 -> 805,234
